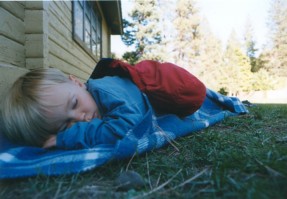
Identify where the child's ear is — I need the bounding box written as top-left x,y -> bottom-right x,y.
69,75 -> 86,88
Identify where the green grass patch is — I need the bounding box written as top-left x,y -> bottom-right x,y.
1,104 -> 287,199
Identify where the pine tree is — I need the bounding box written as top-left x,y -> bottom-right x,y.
220,30 -> 253,95
252,68 -> 275,91
198,18 -> 223,91
243,19 -> 259,72
121,0 -> 165,63
173,0 -> 202,72
264,0 -> 287,77
156,0 -> 175,63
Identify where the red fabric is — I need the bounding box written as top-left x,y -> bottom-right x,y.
109,60 -> 206,116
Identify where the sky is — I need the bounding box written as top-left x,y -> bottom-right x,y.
111,0 -> 271,56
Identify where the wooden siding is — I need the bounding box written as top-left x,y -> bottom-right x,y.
25,1 -> 49,69
48,1 -> 97,81
0,66 -> 29,101
0,2 -> 25,68
0,1 -> 113,81
0,36 -> 25,67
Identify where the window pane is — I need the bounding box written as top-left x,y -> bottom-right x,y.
74,2 -> 83,40
84,15 -> 91,48
85,1 -> 91,20
92,41 -> 96,55
85,30 -> 91,49
92,28 -> 96,43
97,33 -> 101,57
84,16 -> 91,34
96,42 -> 101,58
91,12 -> 97,29
73,0 -> 101,59
97,33 -> 101,44
97,19 -> 101,32
78,0 -> 83,6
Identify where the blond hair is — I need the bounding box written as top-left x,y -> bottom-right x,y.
0,68 -> 70,147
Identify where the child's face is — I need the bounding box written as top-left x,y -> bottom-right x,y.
43,75 -> 101,131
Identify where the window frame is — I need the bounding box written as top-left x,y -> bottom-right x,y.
72,0 -> 102,61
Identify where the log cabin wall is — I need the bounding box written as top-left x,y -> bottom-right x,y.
0,1 -> 122,99
0,1 -> 26,69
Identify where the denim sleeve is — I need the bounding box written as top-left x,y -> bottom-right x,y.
56,116 -> 136,149
56,77 -> 148,149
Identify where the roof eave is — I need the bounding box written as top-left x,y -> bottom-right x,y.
100,0 -> 123,35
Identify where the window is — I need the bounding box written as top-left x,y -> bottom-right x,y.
72,0 -> 102,60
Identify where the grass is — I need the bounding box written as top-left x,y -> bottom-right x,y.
1,104 -> 287,199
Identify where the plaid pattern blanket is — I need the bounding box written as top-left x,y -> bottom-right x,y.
0,89 -> 248,179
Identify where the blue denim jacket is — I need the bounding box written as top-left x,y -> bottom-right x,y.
56,76 -> 151,149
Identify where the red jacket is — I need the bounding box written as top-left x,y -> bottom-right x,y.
90,58 -> 206,116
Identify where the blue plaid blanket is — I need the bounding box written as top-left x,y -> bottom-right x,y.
0,89 -> 248,179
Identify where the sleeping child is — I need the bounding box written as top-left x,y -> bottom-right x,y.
0,59 -> 206,149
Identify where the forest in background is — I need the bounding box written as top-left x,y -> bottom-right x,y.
115,0 -> 287,96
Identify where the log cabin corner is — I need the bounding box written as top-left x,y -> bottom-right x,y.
0,0 -> 123,100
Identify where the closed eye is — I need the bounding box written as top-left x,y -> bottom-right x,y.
72,98 -> 78,109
